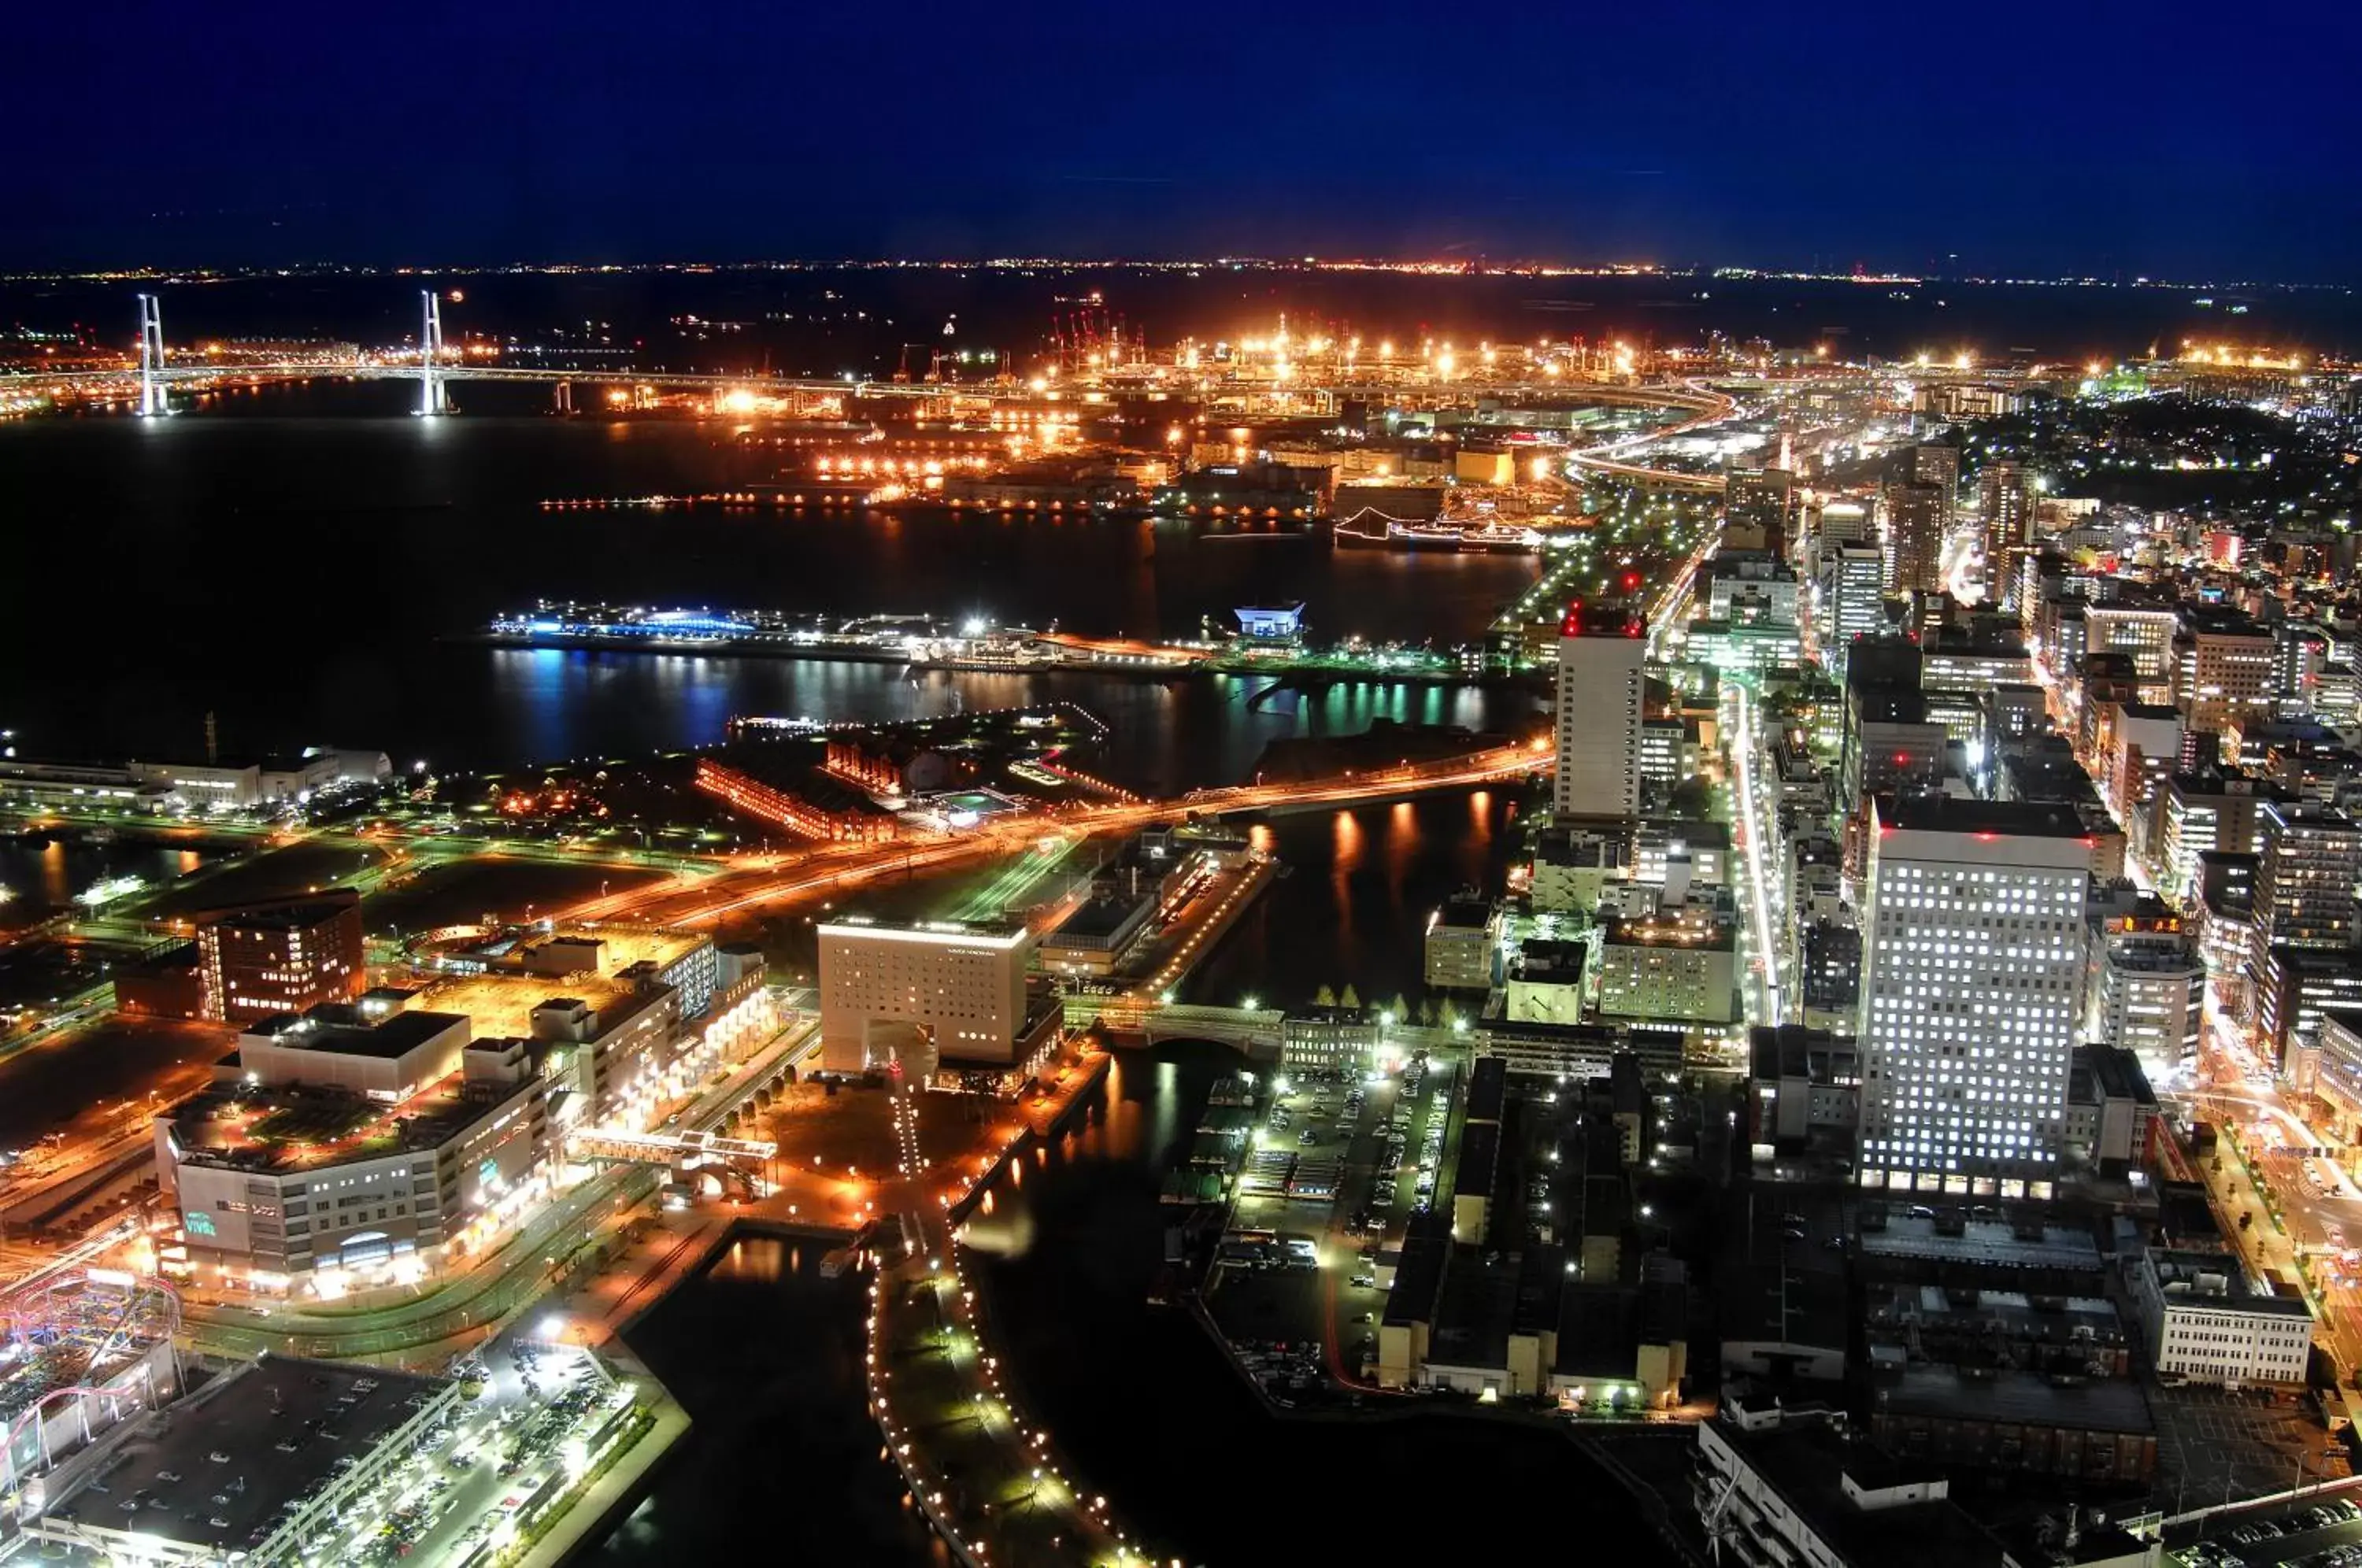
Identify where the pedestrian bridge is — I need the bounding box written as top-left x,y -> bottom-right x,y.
1103,1003 -> 1287,1054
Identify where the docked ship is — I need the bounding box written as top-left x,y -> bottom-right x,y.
1458,521 -> 1546,553
904,628 -> 1061,671
1331,510 -> 1542,554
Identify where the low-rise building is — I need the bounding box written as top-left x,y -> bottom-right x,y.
1595,909 -> 1738,1026
2063,1044 -> 2160,1171
2131,1248 -> 2313,1387
196,896 -> 367,1024
1423,893 -> 1496,991
1038,889 -> 1157,978
1528,823 -> 1629,915
1501,937 -> 1587,1025
23,1356 -> 461,1568
1474,1019 -> 1682,1082
1279,1008 -> 1379,1073
1747,1025 -> 1860,1150
157,1015 -> 550,1292
1690,1400 -> 2159,1568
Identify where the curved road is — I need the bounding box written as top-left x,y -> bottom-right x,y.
562,743 -> 1554,927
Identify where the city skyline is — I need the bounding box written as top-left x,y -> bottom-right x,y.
12,13 -> 2362,1561
13,2 -> 2361,280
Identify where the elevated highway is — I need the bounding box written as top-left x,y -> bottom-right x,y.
569,741 -> 1553,927
1563,379 -> 1744,492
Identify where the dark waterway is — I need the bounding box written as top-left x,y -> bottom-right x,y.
596,1044 -> 1677,1567
1185,786 -> 1523,1010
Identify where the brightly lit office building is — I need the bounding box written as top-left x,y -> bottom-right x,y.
1554,604 -> 1647,819
1857,797 -> 2093,1196
818,916 -> 1062,1073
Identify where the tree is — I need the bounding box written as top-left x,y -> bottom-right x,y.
1389,993 -> 1412,1024
1338,983 -> 1361,1012
1420,997 -> 1440,1026
1313,984 -> 1337,1009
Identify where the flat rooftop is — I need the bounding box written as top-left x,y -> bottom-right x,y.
1601,915 -> 1734,951
1047,892 -> 1154,942
1877,1364 -> 2155,1435
43,1357 -> 450,1558
816,915 -> 1027,947
208,897 -> 358,933
525,923 -> 707,974
245,1006 -> 467,1061
1860,1215 -> 2102,1273
414,969 -> 640,1040
1876,796 -> 2093,838
169,1073 -> 523,1175
1711,1413 -> 2007,1568
2146,1250 -> 2313,1317
1868,1285 -> 2126,1341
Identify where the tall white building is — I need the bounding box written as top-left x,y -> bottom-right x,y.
817,916 -> 1059,1073
2082,916 -> 2205,1076
1857,797 -> 2094,1196
1820,545 -> 1888,671
1553,605 -> 1647,819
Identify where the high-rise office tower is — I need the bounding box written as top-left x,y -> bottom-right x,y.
1901,443 -> 1960,515
1554,603 -> 1647,819
1725,468 -> 1794,560
1880,481 -> 1946,596
2256,801 -> 2362,949
1857,797 -> 2094,1196
1979,459 -> 2029,548
1822,545 -> 1889,671
1978,459 -> 2028,606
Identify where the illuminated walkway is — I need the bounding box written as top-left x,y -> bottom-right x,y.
861,1064 -> 1169,1568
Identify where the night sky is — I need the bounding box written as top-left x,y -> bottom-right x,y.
15,0 -> 2359,279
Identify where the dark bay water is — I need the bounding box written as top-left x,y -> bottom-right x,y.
0,383 -> 1538,777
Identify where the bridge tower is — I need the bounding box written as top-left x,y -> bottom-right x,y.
135,294 -> 168,417
416,290 -> 448,416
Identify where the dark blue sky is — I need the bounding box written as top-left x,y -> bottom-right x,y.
16,0 -> 2359,279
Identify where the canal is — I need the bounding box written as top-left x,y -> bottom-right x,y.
597,1043 -> 1678,1565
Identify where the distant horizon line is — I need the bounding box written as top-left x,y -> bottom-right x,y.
2,254 -> 2353,294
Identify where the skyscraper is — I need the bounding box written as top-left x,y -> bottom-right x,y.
1979,458 -> 2029,549
1821,545 -> 1888,671
1879,481 -> 1946,596
1977,459 -> 2028,606
1725,468 -> 1794,560
1857,797 -> 2094,1196
2256,801 -> 2362,949
1554,603 -> 1647,819
1901,443 -> 1960,515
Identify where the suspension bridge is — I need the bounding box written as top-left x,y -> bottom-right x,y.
113,289 -> 1025,420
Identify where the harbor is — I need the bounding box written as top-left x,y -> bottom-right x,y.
479,599 -> 1515,685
